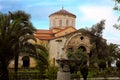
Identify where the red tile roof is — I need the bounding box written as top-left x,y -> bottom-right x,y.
35,36 -> 54,40
54,26 -> 76,34
49,9 -> 76,18
34,26 -> 77,40
35,30 -> 53,34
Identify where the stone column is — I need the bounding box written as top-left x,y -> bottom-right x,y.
56,58 -> 71,80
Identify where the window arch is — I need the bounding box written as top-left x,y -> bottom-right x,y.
78,46 -> 86,52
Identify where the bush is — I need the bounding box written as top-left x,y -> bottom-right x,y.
46,65 -> 58,80
98,60 -> 106,70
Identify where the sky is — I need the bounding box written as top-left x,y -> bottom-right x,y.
0,0 -> 120,45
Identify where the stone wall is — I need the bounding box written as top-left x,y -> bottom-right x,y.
48,32 -> 92,65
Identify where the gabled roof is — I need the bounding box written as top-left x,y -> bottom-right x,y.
54,26 -> 76,34
35,29 -> 53,34
35,36 -> 55,40
34,26 -> 77,40
49,9 -> 76,18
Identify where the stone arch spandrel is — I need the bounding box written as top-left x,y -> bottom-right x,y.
64,32 -> 91,54
64,33 -> 82,48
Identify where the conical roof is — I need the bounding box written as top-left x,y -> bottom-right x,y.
49,9 -> 76,18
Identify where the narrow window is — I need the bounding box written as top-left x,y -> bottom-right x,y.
59,20 -> 62,27
53,20 -> 56,27
72,20 -> 74,26
66,20 -> 69,26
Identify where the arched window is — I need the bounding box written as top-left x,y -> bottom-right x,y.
59,20 -> 62,27
72,20 -> 74,26
78,46 -> 86,52
66,20 -> 69,26
22,56 -> 30,68
53,20 -> 56,27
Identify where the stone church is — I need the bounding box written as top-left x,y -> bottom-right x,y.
9,8 -> 92,68
34,8 -> 92,65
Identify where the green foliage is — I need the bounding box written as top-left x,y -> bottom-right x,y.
34,44 -> 49,75
87,20 -> 108,67
113,0 -> 120,29
67,47 -> 89,79
0,11 -> 37,79
35,44 -> 49,65
106,43 -> 119,67
98,60 -> 106,70
80,65 -> 88,80
67,48 -> 88,61
46,65 -> 58,80
113,0 -> 120,11
90,20 -> 105,37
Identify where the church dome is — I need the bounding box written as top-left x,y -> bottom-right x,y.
49,9 -> 76,18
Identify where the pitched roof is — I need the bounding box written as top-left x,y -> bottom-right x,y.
35,36 -> 55,40
34,27 -> 77,40
35,30 -> 53,34
54,26 -> 76,34
49,9 -> 76,18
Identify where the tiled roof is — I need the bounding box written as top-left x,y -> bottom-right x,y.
35,30 -> 53,34
54,26 -> 76,34
49,9 -> 76,18
35,36 -> 54,40
34,26 -> 77,40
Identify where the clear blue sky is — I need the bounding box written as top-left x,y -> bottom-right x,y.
0,0 -> 120,44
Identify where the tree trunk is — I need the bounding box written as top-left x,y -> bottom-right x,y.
14,54 -> 19,80
0,60 -> 9,80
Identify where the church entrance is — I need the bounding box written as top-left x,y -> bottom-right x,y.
22,56 -> 30,68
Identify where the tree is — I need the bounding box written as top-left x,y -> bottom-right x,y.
67,48 -> 89,80
83,20 -> 107,67
9,11 -> 36,80
113,0 -> 120,11
80,65 -> 88,80
0,11 -> 37,80
0,13 -> 20,80
113,0 -> 120,29
98,60 -> 106,70
106,43 -> 119,67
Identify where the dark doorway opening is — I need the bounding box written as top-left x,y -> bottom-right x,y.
22,56 -> 30,68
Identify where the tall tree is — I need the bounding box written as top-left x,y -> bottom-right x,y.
0,13 -> 20,80
0,11 -> 36,80
86,20 -> 107,67
9,10 -> 36,75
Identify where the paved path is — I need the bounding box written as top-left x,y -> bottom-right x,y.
78,77 -> 120,80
